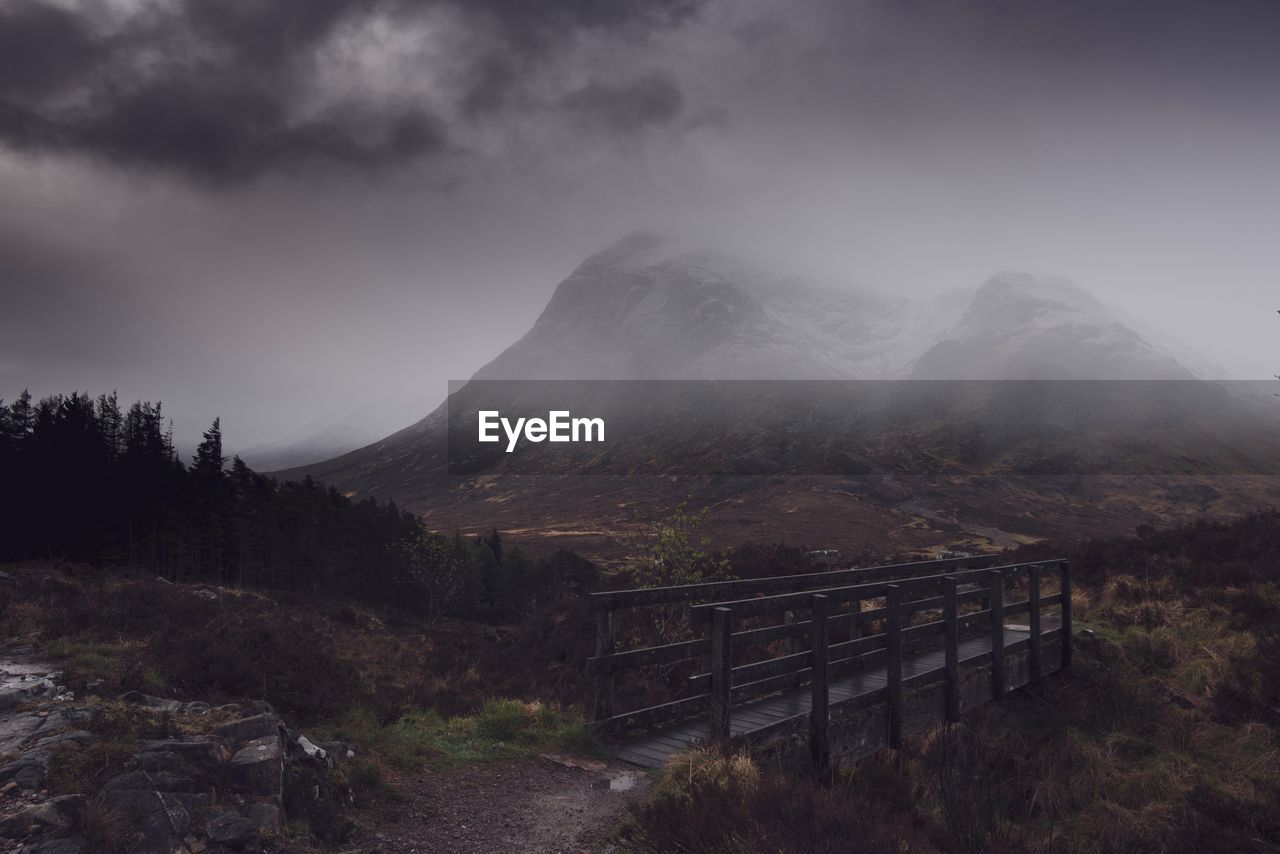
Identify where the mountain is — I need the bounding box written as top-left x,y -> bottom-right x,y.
463,233 -> 1208,383
277,234 -> 1279,559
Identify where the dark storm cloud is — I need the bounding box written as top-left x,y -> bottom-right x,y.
6,0 -> 1280,456
0,0 -> 704,182
561,76 -> 685,134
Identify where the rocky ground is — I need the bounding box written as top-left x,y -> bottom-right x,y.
0,635 -> 355,853
351,756 -> 648,853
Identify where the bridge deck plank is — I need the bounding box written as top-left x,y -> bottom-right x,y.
612,628 -> 1039,768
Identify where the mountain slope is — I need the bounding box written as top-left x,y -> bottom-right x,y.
275,234 -> 1278,557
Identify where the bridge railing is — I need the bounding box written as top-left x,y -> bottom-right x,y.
588,556 -> 1072,762
695,560 -> 1071,761
586,553 -> 999,733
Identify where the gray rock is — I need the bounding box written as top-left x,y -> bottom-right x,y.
0,794 -> 83,839
47,707 -> 94,728
135,738 -> 229,777
103,770 -> 209,795
214,714 -> 282,748
0,571 -> 16,586
0,712 -> 47,753
316,741 -> 356,766
101,787 -> 209,854
32,730 -> 93,751
0,751 -> 51,789
206,812 -> 259,847
190,589 -> 217,602
230,737 -> 283,801
0,688 -> 24,711
119,692 -> 183,714
237,700 -> 276,717
242,803 -> 281,834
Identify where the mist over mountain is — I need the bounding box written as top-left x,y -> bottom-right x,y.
471,232 -> 1212,383
279,234 -> 1250,482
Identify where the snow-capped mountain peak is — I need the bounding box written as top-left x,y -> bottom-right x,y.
477,235 -> 1208,382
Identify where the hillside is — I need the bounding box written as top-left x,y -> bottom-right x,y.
278,235 -> 1280,561
3,513 -> 1280,852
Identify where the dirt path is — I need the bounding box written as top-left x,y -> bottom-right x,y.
353,756 -> 650,853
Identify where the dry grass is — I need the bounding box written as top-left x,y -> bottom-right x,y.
0,562 -> 598,724
616,746 -> 938,853
620,514 -> 1280,853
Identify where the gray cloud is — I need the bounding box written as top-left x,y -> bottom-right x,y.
0,0 -> 704,182
4,0 -> 1280,458
561,76 -> 685,134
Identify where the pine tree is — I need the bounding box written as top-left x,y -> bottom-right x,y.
9,390 -> 32,440
96,391 -> 122,461
193,418 -> 226,475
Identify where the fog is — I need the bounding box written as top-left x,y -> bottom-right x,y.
3,0 -> 1279,459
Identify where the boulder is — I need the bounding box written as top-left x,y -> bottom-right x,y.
100,772 -> 213,852
32,730 -> 93,751
0,794 -> 83,839
0,688 -> 24,711
119,692 -> 183,714
0,711 -> 48,753
47,706 -> 94,728
230,737 -> 283,801
0,751 -> 51,789
103,770 -> 210,796
206,812 -> 260,849
237,701 -> 276,718
242,803 -> 281,834
135,738 -> 230,778
214,715 -> 282,749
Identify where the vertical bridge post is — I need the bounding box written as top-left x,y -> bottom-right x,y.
989,569 -> 1006,701
943,576 -> 960,722
1029,564 -> 1043,688
710,606 -> 734,741
886,584 -> 903,748
1060,560 -> 1073,669
594,607 -> 615,723
810,594 -> 830,769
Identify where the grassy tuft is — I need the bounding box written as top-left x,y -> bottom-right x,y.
331,699 -> 601,774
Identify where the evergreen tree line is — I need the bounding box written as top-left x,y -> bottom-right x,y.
0,391 -> 596,622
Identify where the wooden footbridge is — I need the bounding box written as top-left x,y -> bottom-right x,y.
587,554 -> 1071,769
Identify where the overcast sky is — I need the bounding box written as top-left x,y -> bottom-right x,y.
3,0 -> 1279,458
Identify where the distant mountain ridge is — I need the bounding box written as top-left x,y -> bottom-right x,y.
275,232 -> 1245,493
471,233 -> 1211,383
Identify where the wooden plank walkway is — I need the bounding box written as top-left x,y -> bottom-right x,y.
612,628 -> 1031,768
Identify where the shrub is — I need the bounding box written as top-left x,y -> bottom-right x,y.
618,748 -> 935,853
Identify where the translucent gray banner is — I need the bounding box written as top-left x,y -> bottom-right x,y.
444,380 -> 1280,476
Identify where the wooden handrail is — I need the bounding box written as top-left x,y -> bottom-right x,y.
686,561 -> 1050,622
589,556 -> 1072,740
589,554 -> 997,609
